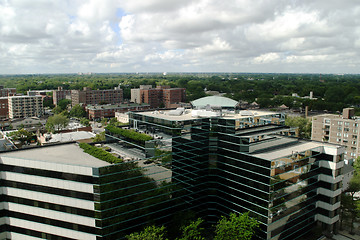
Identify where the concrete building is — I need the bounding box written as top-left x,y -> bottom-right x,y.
52,87 -> 71,106
131,85 -> 186,108
312,108 -> 360,161
129,96 -> 344,239
8,95 -> 43,119
71,87 -> 123,107
85,103 -> 150,120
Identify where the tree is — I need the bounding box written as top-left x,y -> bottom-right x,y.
45,114 -> 69,133
80,118 -> 90,127
177,218 -> 205,240
346,175 -> 360,234
8,128 -> 34,145
52,105 -> 63,114
92,132 -> 105,142
214,212 -> 259,240
57,99 -> 71,111
285,116 -> 312,139
70,104 -> 86,118
126,225 -> 168,240
353,156 -> 360,175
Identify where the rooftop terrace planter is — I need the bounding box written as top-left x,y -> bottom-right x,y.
105,125 -> 153,147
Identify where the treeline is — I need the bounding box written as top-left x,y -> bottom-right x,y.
1,73 -> 360,113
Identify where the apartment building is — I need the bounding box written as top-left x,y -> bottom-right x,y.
128,96 -> 343,240
0,86 -> 16,97
71,87 -> 123,106
312,108 -> 360,161
52,87 -> 72,106
0,97 -> 9,119
8,95 -> 43,119
131,85 -> 186,108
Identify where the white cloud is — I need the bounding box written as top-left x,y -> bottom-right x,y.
0,0 -> 360,73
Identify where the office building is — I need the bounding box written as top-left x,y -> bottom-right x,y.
312,108 -> 360,161
0,142 -> 171,240
131,85 -> 186,108
8,95 -> 43,119
71,87 -> 123,106
129,96 -> 344,240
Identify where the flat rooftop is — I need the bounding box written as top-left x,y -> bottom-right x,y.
86,103 -> 150,110
252,140 -> 337,160
1,143 -> 111,168
136,109 -> 280,122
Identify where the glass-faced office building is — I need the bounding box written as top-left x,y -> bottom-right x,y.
129,103 -> 344,240
0,143 -> 173,240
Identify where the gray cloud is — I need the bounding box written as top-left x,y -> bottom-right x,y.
0,0 -> 359,73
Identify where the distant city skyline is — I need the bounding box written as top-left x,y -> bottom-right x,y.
0,1 -> 359,74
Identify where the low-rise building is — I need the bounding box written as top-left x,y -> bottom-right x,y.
85,103 -> 150,120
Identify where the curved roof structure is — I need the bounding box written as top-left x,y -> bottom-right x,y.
191,96 -> 239,109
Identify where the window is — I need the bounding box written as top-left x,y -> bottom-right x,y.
353,141 -> 357,145
337,127 -> 342,131
354,123 -> 358,127
337,138 -> 341,142
337,133 -> 341,137
344,133 -> 349,138
338,121 -> 343,125
325,119 -> 330,124
345,122 -> 350,127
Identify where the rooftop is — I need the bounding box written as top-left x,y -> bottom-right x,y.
253,140 -> 341,160
137,108 -> 280,121
191,96 -> 239,108
43,131 -> 95,143
86,103 -> 150,110
1,143 -> 110,167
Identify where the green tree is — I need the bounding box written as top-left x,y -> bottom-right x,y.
80,118 -> 90,127
92,131 -> 105,142
8,128 -> 34,145
353,156 -> 360,175
177,218 -> 205,240
52,105 -> 63,114
45,114 -> 69,133
285,116 -> 312,139
57,99 -> 71,111
214,212 -> 259,240
70,104 -> 86,118
126,225 -> 168,240
346,175 -> 360,234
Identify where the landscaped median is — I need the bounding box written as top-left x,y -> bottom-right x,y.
105,124 -> 153,146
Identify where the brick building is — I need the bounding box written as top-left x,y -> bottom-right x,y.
0,86 -> 16,97
131,85 -> 186,108
85,103 -> 150,120
53,87 -> 71,106
71,87 -> 123,106
0,97 -> 9,119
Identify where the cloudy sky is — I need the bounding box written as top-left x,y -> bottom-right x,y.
0,0 -> 359,74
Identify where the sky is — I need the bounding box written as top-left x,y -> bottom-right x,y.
1,0 -> 360,74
